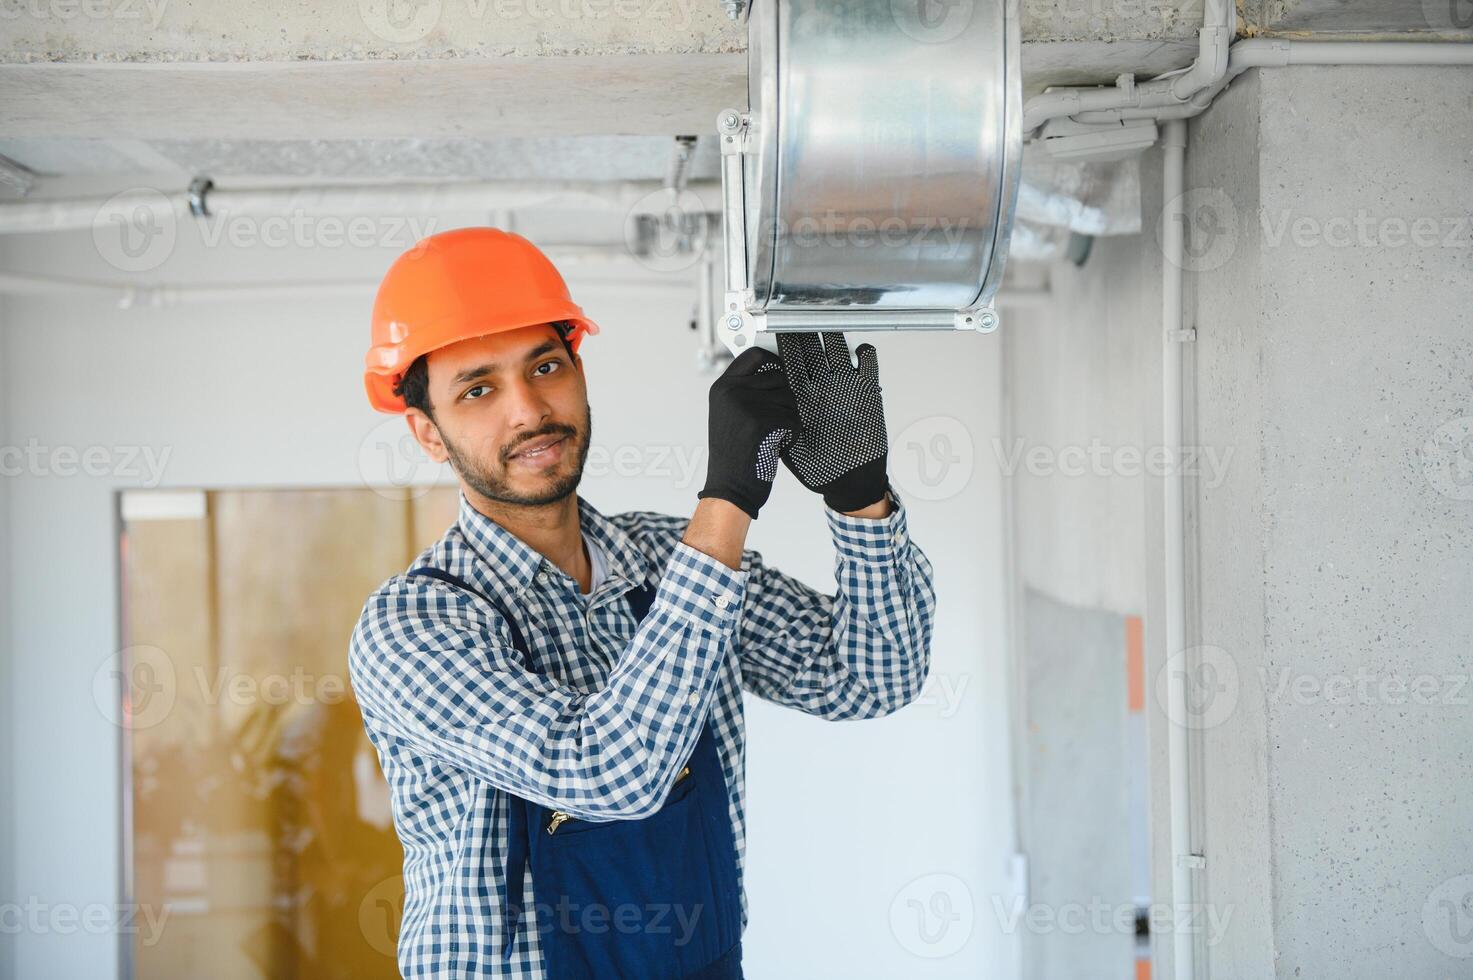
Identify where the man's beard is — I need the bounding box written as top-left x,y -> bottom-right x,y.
442,407 -> 592,508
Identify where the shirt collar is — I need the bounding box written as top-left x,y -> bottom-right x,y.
453,490 -> 652,606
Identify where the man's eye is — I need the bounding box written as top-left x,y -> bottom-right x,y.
535,361 -> 561,376
463,385 -> 490,400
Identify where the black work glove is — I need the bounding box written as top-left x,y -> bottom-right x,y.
698,347 -> 799,519
776,331 -> 890,513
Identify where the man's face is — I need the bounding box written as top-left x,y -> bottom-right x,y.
408,323 -> 591,507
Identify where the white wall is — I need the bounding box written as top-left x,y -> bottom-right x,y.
0,216 -> 1015,979
1002,228 -> 1167,980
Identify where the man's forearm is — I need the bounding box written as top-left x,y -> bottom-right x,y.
683,497 -> 752,571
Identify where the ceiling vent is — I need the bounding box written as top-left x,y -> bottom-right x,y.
715,0 -> 1021,353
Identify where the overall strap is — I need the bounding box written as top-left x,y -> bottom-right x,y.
406,566 -> 531,667
624,579 -> 657,622
405,565 -> 658,655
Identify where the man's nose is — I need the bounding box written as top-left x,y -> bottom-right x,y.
504,377 -> 553,431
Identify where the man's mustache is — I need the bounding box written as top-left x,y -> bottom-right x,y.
501,423 -> 579,463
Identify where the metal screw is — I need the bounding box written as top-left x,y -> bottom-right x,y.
725,315 -> 743,331
722,112 -> 740,130
978,310 -> 999,331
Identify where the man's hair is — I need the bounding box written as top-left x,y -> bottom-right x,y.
394,320 -> 578,419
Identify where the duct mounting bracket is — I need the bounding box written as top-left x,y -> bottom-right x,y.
717,109 -> 752,156
1039,117 -> 1159,163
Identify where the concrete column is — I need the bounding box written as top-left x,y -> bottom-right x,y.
1185,65 -> 1473,978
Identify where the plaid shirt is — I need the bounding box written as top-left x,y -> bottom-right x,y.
348,486 -> 936,978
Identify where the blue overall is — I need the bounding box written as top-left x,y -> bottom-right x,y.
407,566 -> 744,980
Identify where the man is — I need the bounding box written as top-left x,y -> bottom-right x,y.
348,227 -> 936,979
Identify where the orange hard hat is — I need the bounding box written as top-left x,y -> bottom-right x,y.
364,227 -> 600,413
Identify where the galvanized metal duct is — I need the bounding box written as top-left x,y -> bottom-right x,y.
716,0 -> 1021,353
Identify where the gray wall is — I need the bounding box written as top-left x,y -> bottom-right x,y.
1020,589 -> 1132,980
1002,62 -> 1473,980
1189,65 -> 1473,978
0,299 -> 13,980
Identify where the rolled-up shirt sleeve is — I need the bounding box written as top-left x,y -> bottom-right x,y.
348,540 -> 747,822
737,484 -> 937,718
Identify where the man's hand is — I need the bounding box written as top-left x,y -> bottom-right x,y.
776,331 -> 890,513
697,347 -> 799,521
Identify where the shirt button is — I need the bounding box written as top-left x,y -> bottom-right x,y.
536,569 -> 549,584
687,691 -> 700,707
713,594 -> 731,610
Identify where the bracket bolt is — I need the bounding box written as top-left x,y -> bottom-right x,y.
725,315 -> 743,331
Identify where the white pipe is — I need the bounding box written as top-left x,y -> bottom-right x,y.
1159,117 -> 1195,980
1022,0 -> 1233,136
1027,6 -> 1473,140
1069,40 -> 1473,127
0,179 -> 723,236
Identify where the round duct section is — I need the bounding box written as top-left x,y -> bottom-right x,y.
716,0 -> 1021,351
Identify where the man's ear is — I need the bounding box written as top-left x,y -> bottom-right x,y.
404,408 -> 448,464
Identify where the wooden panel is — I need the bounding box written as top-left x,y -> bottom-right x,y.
125,489 -> 415,979
122,503 -> 220,980
410,487 -> 461,555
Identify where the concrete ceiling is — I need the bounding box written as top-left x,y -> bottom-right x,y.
0,0 -> 1466,187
